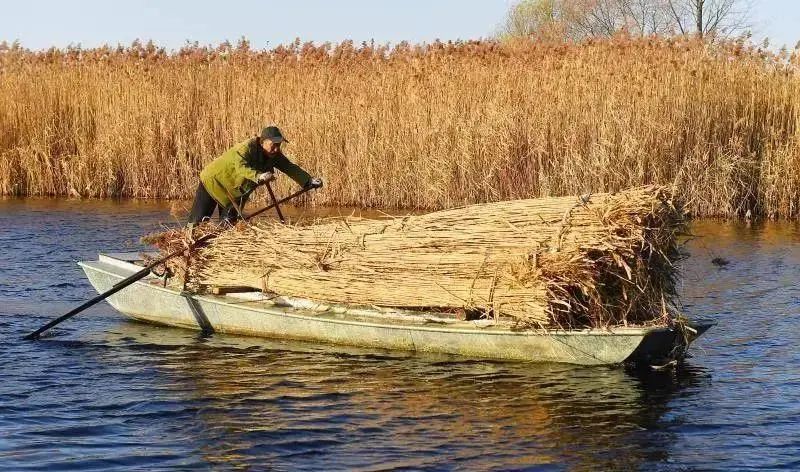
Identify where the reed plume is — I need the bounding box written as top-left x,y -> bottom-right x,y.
1,37 -> 798,217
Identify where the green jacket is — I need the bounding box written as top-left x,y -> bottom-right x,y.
200,137 -> 311,208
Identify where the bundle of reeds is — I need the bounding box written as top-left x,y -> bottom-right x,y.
3,38 -> 799,218
150,185 -> 687,329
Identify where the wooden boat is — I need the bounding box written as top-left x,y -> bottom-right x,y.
79,253 -> 712,367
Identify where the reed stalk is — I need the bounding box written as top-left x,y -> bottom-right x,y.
149,186 -> 686,329
1,37 -> 798,217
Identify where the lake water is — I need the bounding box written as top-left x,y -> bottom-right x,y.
1,198 -> 799,470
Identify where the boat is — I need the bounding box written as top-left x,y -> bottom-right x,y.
79,252 -> 712,367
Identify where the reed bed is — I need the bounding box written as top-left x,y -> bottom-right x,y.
1,37 -> 799,217
150,186 -> 686,329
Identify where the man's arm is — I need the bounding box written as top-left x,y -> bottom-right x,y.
273,154 -> 312,187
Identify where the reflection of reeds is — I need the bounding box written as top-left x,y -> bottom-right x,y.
151,186 -> 686,329
1,37 -> 798,217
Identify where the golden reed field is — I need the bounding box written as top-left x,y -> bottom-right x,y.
1,37 -> 798,217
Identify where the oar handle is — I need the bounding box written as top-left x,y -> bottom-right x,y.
265,181 -> 286,223
246,186 -> 311,220
24,185 -> 316,340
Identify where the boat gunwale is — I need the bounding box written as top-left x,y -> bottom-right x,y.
80,257 -> 671,338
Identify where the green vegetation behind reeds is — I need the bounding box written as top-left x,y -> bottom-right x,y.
1,37 -> 798,217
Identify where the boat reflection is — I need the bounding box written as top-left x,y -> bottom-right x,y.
90,320 -> 710,469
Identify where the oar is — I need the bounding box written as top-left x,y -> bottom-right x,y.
265,181 -> 286,223
108,180 -> 264,291
220,182 -> 249,225
24,185 -> 314,340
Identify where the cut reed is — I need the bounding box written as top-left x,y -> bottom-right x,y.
149,185 -> 687,329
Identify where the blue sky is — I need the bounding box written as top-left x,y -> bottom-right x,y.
1,0 -> 798,50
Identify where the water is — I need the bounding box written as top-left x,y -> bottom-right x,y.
1,199 -> 799,470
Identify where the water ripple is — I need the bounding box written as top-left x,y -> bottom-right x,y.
1,202 -> 799,470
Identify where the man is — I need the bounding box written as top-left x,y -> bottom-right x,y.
187,126 -> 322,226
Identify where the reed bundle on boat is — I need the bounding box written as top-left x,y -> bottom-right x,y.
148,185 -> 687,329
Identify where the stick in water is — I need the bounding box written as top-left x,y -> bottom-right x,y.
24,186 -> 314,340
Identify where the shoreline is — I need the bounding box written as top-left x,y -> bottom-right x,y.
3,195 -> 799,221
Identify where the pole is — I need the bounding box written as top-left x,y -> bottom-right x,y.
24,185 -> 315,340
265,181 -> 285,223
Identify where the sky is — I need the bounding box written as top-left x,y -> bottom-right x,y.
1,0 -> 798,51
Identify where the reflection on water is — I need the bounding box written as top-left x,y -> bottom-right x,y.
3,322 -> 710,470
1,198 -> 799,470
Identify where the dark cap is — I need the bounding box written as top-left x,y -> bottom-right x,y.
260,126 -> 289,144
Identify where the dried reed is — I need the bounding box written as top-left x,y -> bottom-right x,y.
150,186 -> 686,329
1,37 -> 799,217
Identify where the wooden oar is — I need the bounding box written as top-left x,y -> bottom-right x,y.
220,182 -> 249,226
24,186 -> 314,340
265,181 -> 286,223
216,177 -> 249,224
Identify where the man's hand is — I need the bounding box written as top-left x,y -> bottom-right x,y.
306,177 -> 323,189
257,171 -> 276,183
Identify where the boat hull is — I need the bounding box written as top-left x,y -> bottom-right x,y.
79,255 -> 709,366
